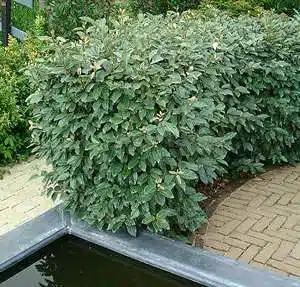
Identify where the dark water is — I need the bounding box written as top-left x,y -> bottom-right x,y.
0,236 -> 204,287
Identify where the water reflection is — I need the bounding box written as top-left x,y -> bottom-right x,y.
1,237 -> 203,287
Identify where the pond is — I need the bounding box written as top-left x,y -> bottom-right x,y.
0,236 -> 205,287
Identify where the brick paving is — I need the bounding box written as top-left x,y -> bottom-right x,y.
0,157 -> 55,236
202,165 -> 300,278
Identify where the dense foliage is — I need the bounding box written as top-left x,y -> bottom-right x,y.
12,0 -> 40,32
11,0 -> 299,42
260,0 -> 300,16
27,11 -> 300,235
0,18 -> 43,163
129,0 -> 201,14
44,0 -> 116,38
129,0 -> 299,15
0,39 -> 31,162
199,0 -> 264,16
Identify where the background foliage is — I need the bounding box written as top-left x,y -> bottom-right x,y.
0,39 -> 31,162
44,0 -> 117,38
27,11 -> 300,235
129,0 -> 201,14
260,0 -> 300,16
129,0 -> 299,15
0,18 -> 43,163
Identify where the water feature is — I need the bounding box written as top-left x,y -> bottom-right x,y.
0,236 -> 204,287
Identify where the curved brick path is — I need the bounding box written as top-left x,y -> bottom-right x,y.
0,157 -> 54,236
202,165 -> 300,278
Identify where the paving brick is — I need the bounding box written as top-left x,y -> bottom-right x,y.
223,197 -> 249,206
290,242 -> 300,259
283,215 -> 300,229
218,220 -> 242,236
236,218 -> 257,234
225,247 -> 244,260
282,183 -> 300,193
281,229 -> 300,239
284,172 -> 299,183
255,186 -> 285,195
247,230 -> 281,244
252,217 -> 273,232
246,208 -> 276,219
264,206 -> 291,217
204,232 -> 225,242
265,230 -> 299,243
294,226 -> 300,232
223,237 -> 250,249
267,183 -> 298,194
210,219 -> 225,227
248,195 -> 267,208
239,245 -> 261,264
204,240 -> 230,252
275,204 -> 300,215
254,242 -> 280,264
230,232 -> 266,247
13,199 -> 41,214
262,193 -> 281,207
267,216 -> 286,231
268,259 -> 300,277
210,214 -> 234,223
230,190 -> 257,201
221,201 -> 246,210
244,188 -> 272,197
292,193 -> 300,204
272,241 -> 295,261
284,257 -> 300,268
216,208 -> 246,221
287,204 -> 300,214
278,193 -> 295,205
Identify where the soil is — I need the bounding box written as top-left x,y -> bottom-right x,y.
189,175 -> 250,247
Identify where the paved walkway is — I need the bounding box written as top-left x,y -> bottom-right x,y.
202,165 -> 300,278
0,157 -> 54,236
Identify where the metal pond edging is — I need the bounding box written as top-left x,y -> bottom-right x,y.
0,207 -> 299,287
0,206 -> 67,272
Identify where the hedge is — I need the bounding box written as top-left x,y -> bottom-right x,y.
130,0 -> 299,15
27,11 -> 300,235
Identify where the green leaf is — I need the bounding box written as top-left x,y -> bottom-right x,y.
141,184 -> 156,202
164,122 -> 179,138
181,169 -> 198,180
156,218 -> 170,230
128,157 -> 139,169
126,224 -> 137,237
160,188 -> 174,199
157,209 -> 176,218
142,214 -> 155,225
